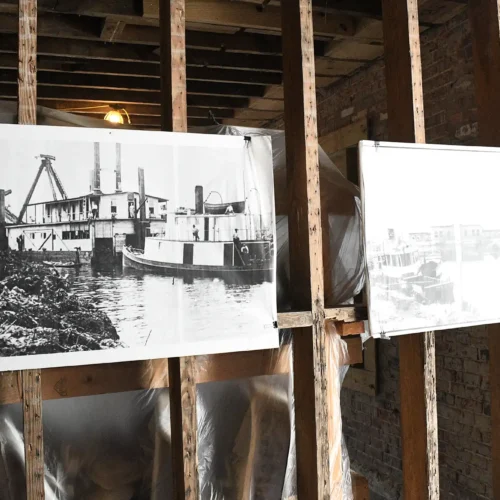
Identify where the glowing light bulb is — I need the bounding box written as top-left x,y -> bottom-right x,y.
104,110 -> 124,124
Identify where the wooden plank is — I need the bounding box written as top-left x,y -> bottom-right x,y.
335,321 -> 365,336
319,118 -> 368,155
0,52 -> 282,86
0,338 -> 365,407
468,2 -> 500,497
382,1 -> 439,498
159,1 -> 198,498
0,0 -> 393,24
281,0 -> 332,497
18,1 -> 45,499
351,471 -> 369,500
18,0 -> 37,124
0,11 -> 319,55
47,102 -> 234,118
0,83 -> 251,109
22,369 -> 45,500
144,0 -> 356,38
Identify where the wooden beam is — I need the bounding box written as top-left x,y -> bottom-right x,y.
0,82 -> 253,108
0,53 -> 283,87
39,101 -> 235,118
0,336 -> 364,407
146,0 -> 356,38
468,1 -> 500,497
382,0 -> 439,499
0,33 -> 289,72
0,12 -> 326,55
18,1 -> 45,499
0,68 -> 271,97
0,0 -> 361,37
281,0 -> 335,497
158,1 -> 198,498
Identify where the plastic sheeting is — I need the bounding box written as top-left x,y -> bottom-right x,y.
0,325 -> 353,500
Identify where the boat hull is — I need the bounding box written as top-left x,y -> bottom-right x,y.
122,246 -> 272,283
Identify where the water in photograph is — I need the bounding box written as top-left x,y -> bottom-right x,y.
66,266 -> 274,348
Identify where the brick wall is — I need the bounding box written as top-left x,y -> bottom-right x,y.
266,9 -> 492,499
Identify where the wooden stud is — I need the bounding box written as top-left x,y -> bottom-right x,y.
381,0 -> 439,498
281,0 -> 335,497
18,0 -> 37,124
468,1 -> 500,497
18,1 -> 45,498
22,370 -> 45,500
159,0 -> 198,498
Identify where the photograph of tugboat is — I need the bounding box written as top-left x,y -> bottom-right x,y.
122,183 -> 274,282
0,126 -> 277,370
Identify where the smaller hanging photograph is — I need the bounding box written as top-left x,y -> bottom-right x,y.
360,140 -> 500,337
0,124 -> 277,371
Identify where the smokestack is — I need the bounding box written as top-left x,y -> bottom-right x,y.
138,168 -> 146,221
138,168 -> 146,249
93,142 -> 101,194
115,143 -> 122,193
195,186 -> 203,214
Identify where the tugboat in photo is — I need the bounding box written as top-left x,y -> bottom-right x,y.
122,185 -> 274,283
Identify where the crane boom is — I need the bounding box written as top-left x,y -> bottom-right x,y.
46,164 -> 58,200
16,155 -> 68,224
17,162 -> 45,224
47,161 -> 68,200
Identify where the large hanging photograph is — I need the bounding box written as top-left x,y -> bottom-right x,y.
361,140 -> 500,337
0,125 -> 277,370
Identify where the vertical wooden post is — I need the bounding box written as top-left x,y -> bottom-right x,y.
381,1 -> 439,499
18,0 -> 37,125
281,0 -> 332,498
160,0 -> 187,134
468,1 -> 500,497
19,0 -> 45,499
159,1 -> 198,499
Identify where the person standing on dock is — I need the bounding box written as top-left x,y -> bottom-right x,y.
16,234 -> 24,252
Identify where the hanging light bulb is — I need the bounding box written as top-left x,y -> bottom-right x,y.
104,109 -> 125,124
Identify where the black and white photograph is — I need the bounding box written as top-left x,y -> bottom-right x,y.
361,140 -> 500,337
0,125 -> 277,370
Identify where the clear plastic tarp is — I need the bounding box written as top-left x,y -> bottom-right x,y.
0,324 -> 354,500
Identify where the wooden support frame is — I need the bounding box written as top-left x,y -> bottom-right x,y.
468,1 -> 500,497
381,0 -> 439,499
6,0 -> 369,498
